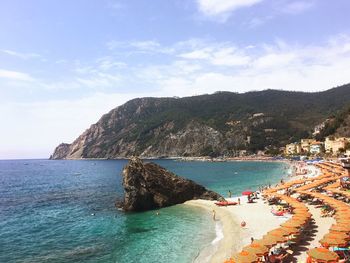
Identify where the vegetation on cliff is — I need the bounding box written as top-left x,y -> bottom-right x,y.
51,84 -> 350,159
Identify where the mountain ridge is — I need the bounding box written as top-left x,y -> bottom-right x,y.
50,84 -> 350,159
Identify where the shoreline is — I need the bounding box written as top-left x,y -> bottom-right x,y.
185,200 -> 242,263
186,162 -> 319,263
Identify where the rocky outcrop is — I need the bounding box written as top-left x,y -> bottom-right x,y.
50,143 -> 71,159
120,157 -> 224,211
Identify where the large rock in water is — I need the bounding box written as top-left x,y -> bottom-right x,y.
121,157 -> 224,211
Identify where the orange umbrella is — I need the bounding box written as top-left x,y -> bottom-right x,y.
320,237 -> 348,248
324,232 -> 350,240
307,247 -> 339,262
280,221 -> 302,229
260,235 -> 285,247
242,242 -> 269,256
280,226 -> 299,235
262,233 -> 286,243
267,228 -> 290,237
336,219 -> 350,225
330,224 -> 350,233
231,250 -> 259,263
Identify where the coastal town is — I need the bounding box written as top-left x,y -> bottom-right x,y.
284,137 -> 350,157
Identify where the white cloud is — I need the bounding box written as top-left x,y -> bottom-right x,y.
253,52 -> 297,69
76,73 -> 121,89
3,35 -> 350,158
141,35 -> 350,95
211,47 -> 251,66
0,69 -> 34,82
283,1 -> 315,14
196,0 -> 263,17
179,45 -> 251,66
0,49 -> 41,59
179,48 -> 212,60
107,40 -> 174,54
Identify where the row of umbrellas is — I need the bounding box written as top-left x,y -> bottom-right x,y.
224,161 -> 346,263
296,162 -> 349,262
225,176 -> 312,262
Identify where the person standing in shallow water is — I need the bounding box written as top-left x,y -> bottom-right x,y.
212,209 -> 216,221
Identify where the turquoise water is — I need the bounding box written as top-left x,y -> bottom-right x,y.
0,159 -> 289,263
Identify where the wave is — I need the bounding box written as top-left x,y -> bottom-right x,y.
211,221 -> 224,245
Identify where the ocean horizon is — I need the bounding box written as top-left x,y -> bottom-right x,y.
0,159 -> 290,263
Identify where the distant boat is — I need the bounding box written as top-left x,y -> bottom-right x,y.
73,172 -> 81,176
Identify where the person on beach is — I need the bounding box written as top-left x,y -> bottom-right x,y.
250,237 -> 254,244
228,190 -> 232,198
212,209 -> 216,221
238,198 -> 241,205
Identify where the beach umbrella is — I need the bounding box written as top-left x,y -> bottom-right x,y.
267,228 -> 290,237
280,221 -> 302,229
336,219 -> 350,225
319,237 -> 348,248
280,226 -> 299,235
242,243 -> 269,257
262,234 -> 286,244
242,191 -> 253,196
231,250 -> 259,263
260,236 -> 285,247
330,224 -> 350,233
292,214 -> 310,220
324,232 -> 350,240
307,247 -> 339,262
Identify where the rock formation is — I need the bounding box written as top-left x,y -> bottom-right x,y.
120,157 -> 224,211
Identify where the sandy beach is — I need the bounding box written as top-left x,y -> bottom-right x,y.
186,196 -> 290,262
186,163 -> 322,263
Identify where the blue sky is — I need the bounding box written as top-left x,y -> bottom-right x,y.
1,0 -> 350,159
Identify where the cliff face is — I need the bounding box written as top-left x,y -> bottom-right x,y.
120,157 -> 223,211
51,84 -> 350,159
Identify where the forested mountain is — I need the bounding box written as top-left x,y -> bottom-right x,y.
51,84 -> 350,159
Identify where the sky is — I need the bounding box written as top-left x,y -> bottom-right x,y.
1,0 -> 350,159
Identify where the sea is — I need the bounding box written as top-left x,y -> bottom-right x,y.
0,159 -> 290,263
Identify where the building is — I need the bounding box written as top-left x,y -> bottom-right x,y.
300,139 -> 317,153
309,141 -> 323,155
285,143 -> 301,155
325,137 -> 350,155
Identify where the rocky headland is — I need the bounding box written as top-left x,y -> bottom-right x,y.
50,84 -> 350,159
